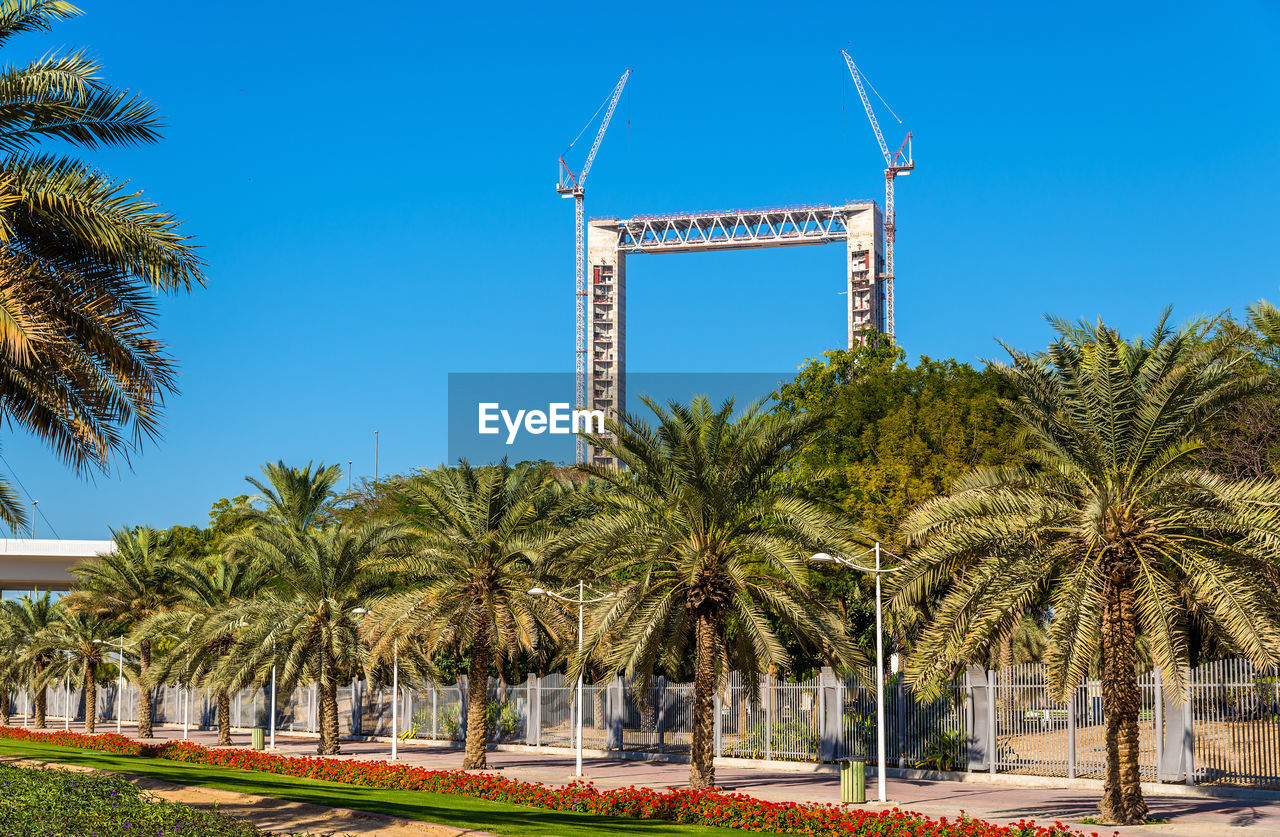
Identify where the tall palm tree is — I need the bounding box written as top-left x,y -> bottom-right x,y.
239,461 -> 343,535
37,610 -> 115,734
217,523 -> 410,754
0,594 -> 22,723
5,592 -> 58,727
362,462 -> 572,770
0,1 -> 204,492
141,555 -> 269,745
64,527 -> 178,738
893,315 -> 1280,825
568,397 -> 865,789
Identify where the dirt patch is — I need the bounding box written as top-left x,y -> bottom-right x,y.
0,756 -> 493,837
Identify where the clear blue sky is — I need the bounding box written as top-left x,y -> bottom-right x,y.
6,0 -> 1279,538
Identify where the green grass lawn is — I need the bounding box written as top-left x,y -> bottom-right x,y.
0,738 -> 782,837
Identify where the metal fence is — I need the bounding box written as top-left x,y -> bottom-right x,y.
12,659 -> 1280,789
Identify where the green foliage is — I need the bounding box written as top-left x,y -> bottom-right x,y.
912,729 -> 963,772
488,698 -> 520,737
0,1 -> 204,494
895,314 -> 1280,697
774,343 -> 1023,546
0,762 -> 282,836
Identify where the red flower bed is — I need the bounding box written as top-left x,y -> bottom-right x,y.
0,727 -> 1092,837
0,725 -> 148,755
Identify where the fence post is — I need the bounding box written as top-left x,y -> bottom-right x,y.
819,666 -> 839,762
713,682 -> 723,758
526,673 -> 539,746
1183,669 -> 1195,785
896,672 -> 907,768
457,675 -> 469,740
607,674 -> 624,751
764,672 -> 773,762
1153,667 -> 1164,781
1067,681 -> 1077,779
987,669 -> 997,775
432,685 -> 438,741
964,665 -> 991,772
656,676 -> 666,754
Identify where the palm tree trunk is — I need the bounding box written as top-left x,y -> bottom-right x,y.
34,688 -> 46,729
318,649 -> 341,755
217,690 -> 231,746
462,612 -> 491,770
689,609 -> 719,789
84,667 -> 97,735
1098,570 -> 1148,826
1,690 -> 10,725
137,640 -> 154,739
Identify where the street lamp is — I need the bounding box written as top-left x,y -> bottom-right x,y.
352,607 -> 401,760
94,637 -> 130,736
809,543 -> 903,805
529,582 -> 615,777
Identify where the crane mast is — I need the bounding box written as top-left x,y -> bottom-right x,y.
841,50 -> 912,339
557,69 -> 631,464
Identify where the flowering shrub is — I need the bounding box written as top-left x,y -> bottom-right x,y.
0,725 -> 149,755
0,726 -> 1092,837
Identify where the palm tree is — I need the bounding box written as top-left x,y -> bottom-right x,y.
362,462 -> 572,770
568,397 -> 865,789
0,1 -> 204,490
141,555 -> 269,745
64,527 -> 178,738
217,522 -> 411,754
0,595 -> 23,723
239,461 -> 344,534
37,610 -> 116,734
893,315 -> 1280,825
5,592 -> 58,727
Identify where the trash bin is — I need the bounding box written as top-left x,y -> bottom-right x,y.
840,757 -> 866,804
251,726 -> 265,751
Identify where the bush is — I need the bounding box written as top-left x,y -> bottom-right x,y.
913,729 -> 964,773
0,762 -> 292,836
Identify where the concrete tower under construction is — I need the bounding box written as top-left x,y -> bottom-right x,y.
583,201 -> 883,466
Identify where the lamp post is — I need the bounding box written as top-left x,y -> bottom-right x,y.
351,607 -> 400,759
809,543 -> 902,804
529,582 -> 615,777
94,637 -> 128,736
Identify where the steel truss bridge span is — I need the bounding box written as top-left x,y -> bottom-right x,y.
605,202 -> 876,254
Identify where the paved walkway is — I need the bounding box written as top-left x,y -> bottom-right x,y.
16,718 -> 1280,836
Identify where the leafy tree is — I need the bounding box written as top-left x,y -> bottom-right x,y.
37,610 -> 116,733
362,462 -> 571,770
0,1 -> 204,503
64,528 -> 178,738
774,342 -> 1023,546
892,315 -> 1280,825
141,554 -> 269,745
568,397 -> 866,789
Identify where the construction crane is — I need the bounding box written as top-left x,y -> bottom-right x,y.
557,68 -> 631,464
841,49 -> 912,339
